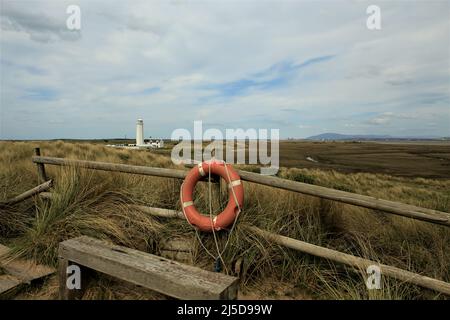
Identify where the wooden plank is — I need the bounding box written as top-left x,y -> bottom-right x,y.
139,206 -> 450,296
59,236 -> 238,300
0,244 -> 55,283
0,275 -> 22,294
0,244 -> 55,294
34,147 -> 48,183
32,156 -> 450,227
0,180 -> 53,207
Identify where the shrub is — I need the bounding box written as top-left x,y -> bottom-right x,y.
289,171 -> 316,184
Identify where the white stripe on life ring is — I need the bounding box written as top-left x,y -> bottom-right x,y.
197,163 -> 205,176
212,216 -> 221,231
228,180 -> 241,188
183,201 -> 194,208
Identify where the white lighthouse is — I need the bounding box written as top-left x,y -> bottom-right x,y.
106,118 -> 163,149
136,119 -> 144,146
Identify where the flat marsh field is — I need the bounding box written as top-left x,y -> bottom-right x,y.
278,140 -> 450,179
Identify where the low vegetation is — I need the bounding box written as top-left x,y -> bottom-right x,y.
0,140 -> 449,299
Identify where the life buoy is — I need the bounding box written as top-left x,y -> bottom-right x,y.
180,160 -> 244,232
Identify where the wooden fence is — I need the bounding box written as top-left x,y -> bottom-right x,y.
6,147 -> 448,295
31,154 -> 450,227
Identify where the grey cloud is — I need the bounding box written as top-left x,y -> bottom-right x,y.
346,65 -> 382,80
348,65 -> 415,87
366,116 -> 391,126
95,6 -> 170,37
385,79 -> 413,86
365,112 -> 420,126
0,3 -> 81,42
126,17 -> 169,36
416,92 -> 449,105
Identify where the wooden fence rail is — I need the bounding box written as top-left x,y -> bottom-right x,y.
32,155 -> 450,227
0,180 -> 53,207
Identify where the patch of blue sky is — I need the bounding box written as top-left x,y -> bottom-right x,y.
1,58 -> 47,75
20,87 -> 58,101
201,54 -> 336,99
130,87 -> 161,95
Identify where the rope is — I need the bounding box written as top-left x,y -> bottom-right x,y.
209,160 -> 228,274
220,161 -> 242,253
180,159 -> 242,274
180,183 -> 218,261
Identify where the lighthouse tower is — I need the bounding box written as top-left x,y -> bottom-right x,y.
136,119 -> 144,146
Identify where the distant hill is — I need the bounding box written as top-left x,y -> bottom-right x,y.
306,133 -> 441,141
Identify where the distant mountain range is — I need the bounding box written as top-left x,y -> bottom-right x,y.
305,133 -> 445,141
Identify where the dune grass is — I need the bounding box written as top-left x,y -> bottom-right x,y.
0,140 -> 449,300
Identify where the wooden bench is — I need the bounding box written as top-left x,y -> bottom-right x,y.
58,236 -> 238,300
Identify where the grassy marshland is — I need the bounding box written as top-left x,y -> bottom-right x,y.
0,140 -> 449,299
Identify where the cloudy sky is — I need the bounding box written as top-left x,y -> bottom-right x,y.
0,0 -> 449,139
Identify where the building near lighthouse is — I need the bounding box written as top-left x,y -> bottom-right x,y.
106,118 -> 164,149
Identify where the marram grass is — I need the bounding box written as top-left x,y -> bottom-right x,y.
0,140 -> 449,300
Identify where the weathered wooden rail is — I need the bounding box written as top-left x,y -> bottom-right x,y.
32,155 -> 450,227
0,180 -> 53,207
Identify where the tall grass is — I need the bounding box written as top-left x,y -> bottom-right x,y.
8,166 -> 162,266
0,140 -> 449,299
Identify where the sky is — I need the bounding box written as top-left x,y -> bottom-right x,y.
0,0 -> 449,140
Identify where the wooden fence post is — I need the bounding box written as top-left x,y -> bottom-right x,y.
34,148 -> 48,183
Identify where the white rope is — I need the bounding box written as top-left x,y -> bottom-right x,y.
220,162 -> 242,253
180,182 -> 218,261
180,159 -> 243,274
208,159 -> 242,272
208,161 -> 228,273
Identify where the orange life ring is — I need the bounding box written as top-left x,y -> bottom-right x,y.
180,160 -> 244,232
